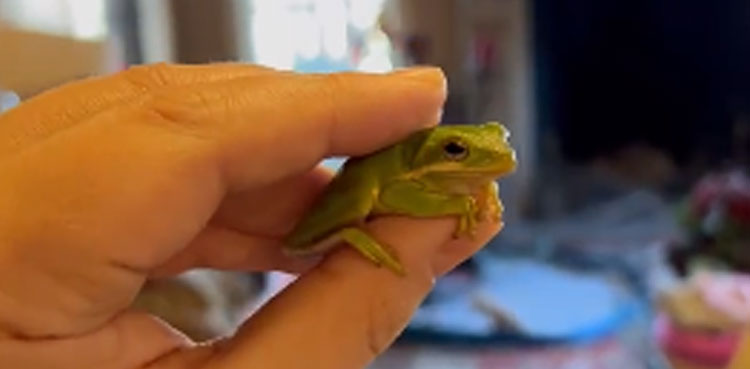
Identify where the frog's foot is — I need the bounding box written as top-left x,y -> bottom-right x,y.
453,197 -> 479,239
337,227 -> 405,276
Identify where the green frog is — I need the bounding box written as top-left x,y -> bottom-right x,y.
283,122 -> 517,275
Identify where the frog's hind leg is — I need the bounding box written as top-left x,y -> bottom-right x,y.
334,227 -> 405,276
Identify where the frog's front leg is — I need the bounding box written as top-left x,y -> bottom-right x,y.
477,181 -> 503,223
377,181 -> 479,238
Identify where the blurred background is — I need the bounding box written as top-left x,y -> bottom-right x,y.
2,1 -> 750,368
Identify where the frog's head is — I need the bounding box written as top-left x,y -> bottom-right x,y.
410,121 -> 517,178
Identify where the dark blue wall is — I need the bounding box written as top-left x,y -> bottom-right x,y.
532,0 -> 750,165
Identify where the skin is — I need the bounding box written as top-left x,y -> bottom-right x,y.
0,63 -> 502,369
284,122 -> 517,275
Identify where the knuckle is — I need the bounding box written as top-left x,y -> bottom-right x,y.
121,62 -> 173,89
318,73 -> 352,104
320,73 -> 349,91
314,73 -> 352,141
138,93 -> 216,142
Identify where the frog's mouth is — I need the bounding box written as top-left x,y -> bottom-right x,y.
438,167 -> 513,181
435,156 -> 517,178
403,153 -> 516,180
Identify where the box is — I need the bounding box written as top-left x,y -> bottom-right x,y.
0,26 -> 108,98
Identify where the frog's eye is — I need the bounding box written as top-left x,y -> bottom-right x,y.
443,140 -> 468,160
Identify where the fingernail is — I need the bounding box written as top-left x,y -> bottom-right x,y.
392,66 -> 446,89
435,107 -> 444,123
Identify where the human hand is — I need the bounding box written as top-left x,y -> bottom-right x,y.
0,63 -> 502,368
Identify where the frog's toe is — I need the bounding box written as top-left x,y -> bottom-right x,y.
453,214 -> 471,238
453,216 -> 468,238
491,198 -> 504,223
490,204 -> 503,223
489,210 -> 501,223
467,223 -> 479,240
455,214 -> 479,239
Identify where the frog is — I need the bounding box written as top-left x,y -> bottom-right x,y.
283,121 -> 517,276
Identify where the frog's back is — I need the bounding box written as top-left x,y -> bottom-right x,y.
283,149 -> 398,255
283,127 -> 433,255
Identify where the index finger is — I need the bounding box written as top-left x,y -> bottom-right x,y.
196,217 -> 501,369
144,67 -> 447,189
0,63 -> 274,157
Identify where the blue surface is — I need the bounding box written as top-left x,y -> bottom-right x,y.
402,257 -> 643,347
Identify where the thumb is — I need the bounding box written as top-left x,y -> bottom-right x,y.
0,311 -> 190,369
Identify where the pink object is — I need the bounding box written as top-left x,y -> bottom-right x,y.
696,273 -> 750,323
654,313 -> 741,367
690,170 -> 750,224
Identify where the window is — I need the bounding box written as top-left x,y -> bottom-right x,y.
0,0 -> 108,40
245,0 -> 391,72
